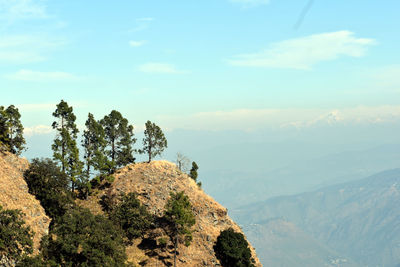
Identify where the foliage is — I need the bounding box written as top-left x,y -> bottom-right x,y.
164,191 -> 195,266
0,205 -> 33,262
101,110 -> 136,172
139,120 -> 167,163
42,207 -> 128,266
111,192 -> 153,243
16,255 -> 57,267
23,158 -> 74,220
80,113 -> 108,198
189,161 -> 199,182
0,105 -> 26,155
51,100 -> 83,192
158,237 -> 167,248
214,228 -> 255,267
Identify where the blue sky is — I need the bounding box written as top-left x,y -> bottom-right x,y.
1,0 -> 400,138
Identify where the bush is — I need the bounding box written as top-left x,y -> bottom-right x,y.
23,158 -> 74,220
0,205 -> 33,262
16,255 -> 57,267
111,192 -> 153,242
214,228 -> 255,267
158,237 -> 167,248
42,207 -> 128,266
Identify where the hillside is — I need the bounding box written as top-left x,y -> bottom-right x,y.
233,169 -> 400,267
243,218 -> 358,267
0,151 -> 50,253
79,160 -> 262,266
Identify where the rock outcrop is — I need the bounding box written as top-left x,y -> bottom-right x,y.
0,152 -> 50,253
82,160 -> 262,266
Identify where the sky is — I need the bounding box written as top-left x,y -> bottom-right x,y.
1,0 -> 400,161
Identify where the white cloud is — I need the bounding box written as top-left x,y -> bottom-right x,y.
229,0 -> 269,7
157,106 -> 400,131
0,0 -> 48,22
24,125 -> 53,137
6,69 -> 78,82
138,63 -> 187,74
229,31 -> 375,70
129,40 -> 146,47
0,34 -> 64,64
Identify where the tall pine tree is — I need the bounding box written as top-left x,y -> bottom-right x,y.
80,113 -> 108,197
0,107 -> 7,150
140,120 -> 167,163
100,110 -> 136,172
164,191 -> 195,267
82,113 -> 108,176
52,100 -> 82,192
0,105 -> 26,155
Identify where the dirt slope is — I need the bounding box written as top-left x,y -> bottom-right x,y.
0,152 -> 50,253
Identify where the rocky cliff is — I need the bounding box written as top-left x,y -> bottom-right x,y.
81,160 -> 262,266
0,152 -> 50,253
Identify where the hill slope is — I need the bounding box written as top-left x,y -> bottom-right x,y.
243,218 -> 359,267
234,169 -> 400,267
81,160 -> 262,266
0,152 -> 50,253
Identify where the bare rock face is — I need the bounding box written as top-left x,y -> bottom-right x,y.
108,161 -> 262,266
0,152 -> 50,253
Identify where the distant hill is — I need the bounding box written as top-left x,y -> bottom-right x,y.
233,169 -> 400,267
202,145 -> 400,209
243,218 -> 359,267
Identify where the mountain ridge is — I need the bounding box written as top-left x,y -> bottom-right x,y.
233,168 -> 400,267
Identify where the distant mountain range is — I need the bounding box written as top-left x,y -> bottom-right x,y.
242,218 -> 359,267
233,169 -> 400,267
202,145 -> 400,209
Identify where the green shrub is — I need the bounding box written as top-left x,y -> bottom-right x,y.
158,237 -> 167,247
106,174 -> 115,183
111,192 -> 153,243
16,255 -> 57,267
42,207 -> 128,266
0,205 -> 33,262
214,228 -> 255,267
23,158 -> 74,220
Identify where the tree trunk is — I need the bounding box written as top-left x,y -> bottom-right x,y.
111,137 -> 115,163
61,117 -> 65,173
174,234 -> 177,267
148,145 -> 152,163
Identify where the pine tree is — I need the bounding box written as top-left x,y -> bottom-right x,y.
51,100 -> 82,192
80,113 -> 108,197
100,110 -> 136,172
189,161 -> 199,181
0,106 -> 10,151
140,120 -> 167,163
164,191 -> 195,267
0,105 -> 26,155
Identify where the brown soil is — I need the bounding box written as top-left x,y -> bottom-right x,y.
0,152 -> 50,253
